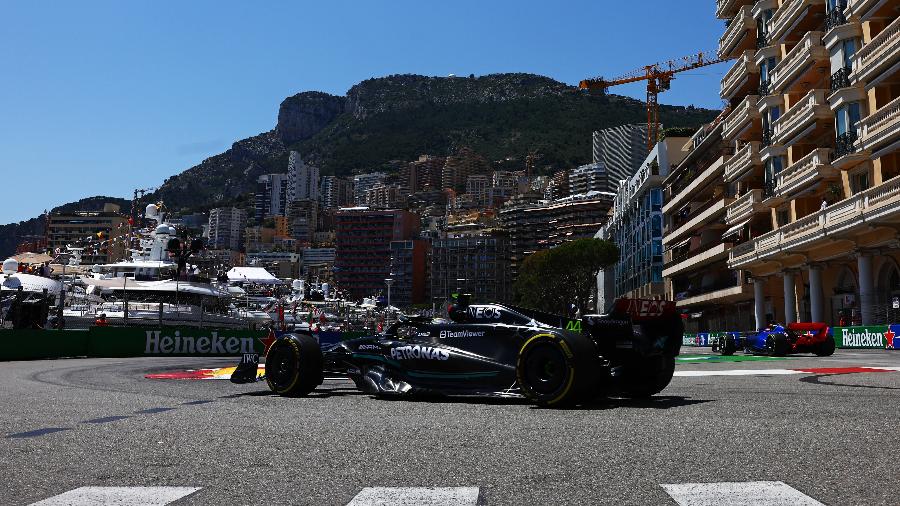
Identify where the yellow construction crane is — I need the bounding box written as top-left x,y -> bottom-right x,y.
580,51 -> 734,151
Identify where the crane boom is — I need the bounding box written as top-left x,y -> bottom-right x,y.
580,51 -> 734,151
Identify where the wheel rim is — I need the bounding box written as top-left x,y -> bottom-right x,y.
522,342 -> 568,396
266,343 -> 296,389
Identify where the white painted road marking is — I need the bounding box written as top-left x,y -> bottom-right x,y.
661,481 -> 824,506
347,487 -> 480,505
674,369 -> 803,377
29,486 -> 201,505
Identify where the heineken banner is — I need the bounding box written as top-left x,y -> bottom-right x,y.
833,325 -> 900,349
89,327 -> 270,357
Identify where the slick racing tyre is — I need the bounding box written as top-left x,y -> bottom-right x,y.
516,332 -> 598,407
815,336 -> 836,356
619,352 -> 676,398
768,333 -> 790,356
265,334 -> 324,397
719,335 -> 737,356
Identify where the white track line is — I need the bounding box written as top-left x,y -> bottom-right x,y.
661,481 -> 824,506
29,486 -> 201,505
674,369 -> 802,377
347,487 -> 480,506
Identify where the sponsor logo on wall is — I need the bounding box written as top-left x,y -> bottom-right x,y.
144,330 -> 257,355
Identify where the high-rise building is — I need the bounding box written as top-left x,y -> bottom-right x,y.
287,151 -> 319,202
353,172 -> 387,204
208,207 -> 247,251
319,176 -> 354,210
569,163 -> 607,196
388,240 -> 429,307
465,174 -> 491,207
334,209 -> 421,301
363,183 -> 407,209
499,192 -> 614,291
544,170 -> 570,200
442,147 -> 490,192
596,137 -> 689,311
286,200 -> 318,246
254,173 -> 289,219
710,0 -> 900,329
47,203 -> 128,265
404,155 -> 445,193
592,124 -> 651,191
430,236 -> 508,304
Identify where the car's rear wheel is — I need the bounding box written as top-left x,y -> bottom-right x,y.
768,333 -> 790,356
265,334 -> 324,396
719,335 -> 736,356
815,336 -> 836,356
516,332 -> 598,407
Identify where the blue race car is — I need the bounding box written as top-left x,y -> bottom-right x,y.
715,322 -> 835,357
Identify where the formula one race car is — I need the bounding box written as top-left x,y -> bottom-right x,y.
231,296 -> 684,407
715,322 -> 835,357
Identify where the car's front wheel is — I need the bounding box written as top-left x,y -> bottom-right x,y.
265,334 -> 324,396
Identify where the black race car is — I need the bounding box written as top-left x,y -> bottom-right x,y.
231,296 -> 683,407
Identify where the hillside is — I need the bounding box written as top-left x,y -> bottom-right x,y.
154,73 -> 717,212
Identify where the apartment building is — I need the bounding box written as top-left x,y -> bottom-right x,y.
286,199 -> 318,247
352,172 -> 387,204
592,124 -> 652,190
569,162 -> 607,196
254,173 -> 288,219
597,137 -> 689,311
334,209 -> 420,301
319,176 -> 354,210
715,0 -> 900,327
430,236 -> 508,304
208,207 -> 247,252
388,240 -> 429,308
442,147 -> 490,192
287,151 -> 320,202
403,155 -> 445,193
47,204 -> 128,265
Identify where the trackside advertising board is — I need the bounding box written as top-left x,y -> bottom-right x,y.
0,327 -> 377,360
832,325 -> 900,349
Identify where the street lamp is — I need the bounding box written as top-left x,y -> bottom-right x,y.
385,278 -> 394,311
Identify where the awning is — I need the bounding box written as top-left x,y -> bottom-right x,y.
226,267 -> 282,285
722,219 -> 750,240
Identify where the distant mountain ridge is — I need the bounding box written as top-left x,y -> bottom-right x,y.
2,73 -> 719,257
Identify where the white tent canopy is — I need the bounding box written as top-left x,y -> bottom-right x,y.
226,267 -> 281,285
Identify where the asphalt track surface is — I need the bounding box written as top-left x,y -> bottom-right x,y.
2,349 -> 898,505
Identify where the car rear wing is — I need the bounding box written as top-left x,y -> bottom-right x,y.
608,298 -> 678,321
786,322 -> 829,339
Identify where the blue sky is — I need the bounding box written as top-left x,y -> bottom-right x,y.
0,1 -> 727,224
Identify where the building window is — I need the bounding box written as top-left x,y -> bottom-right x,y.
850,170 -> 869,194
651,189 -> 662,211
835,102 -> 862,136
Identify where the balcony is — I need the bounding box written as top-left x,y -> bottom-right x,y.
859,95 -> 900,155
722,95 -> 761,141
772,89 -> 832,145
721,50 -> 760,100
769,31 -> 829,94
664,198 -> 733,245
675,283 -> 753,307
663,242 -> 732,278
825,2 -> 849,32
849,0 -> 891,22
831,130 -> 870,169
830,66 -> 853,92
729,178 -> 900,268
726,189 -> 766,226
663,156 -> 726,215
776,148 -> 837,197
724,141 -> 763,182
767,0 -> 827,44
716,0 -> 754,20
853,15 -> 900,87
719,5 -> 756,59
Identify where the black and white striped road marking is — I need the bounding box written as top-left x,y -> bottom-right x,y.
661,481 -> 824,506
28,486 -> 201,506
347,487 -> 480,505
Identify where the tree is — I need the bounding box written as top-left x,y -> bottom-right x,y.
513,238 -> 619,315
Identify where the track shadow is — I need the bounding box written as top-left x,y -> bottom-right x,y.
799,373 -> 900,391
